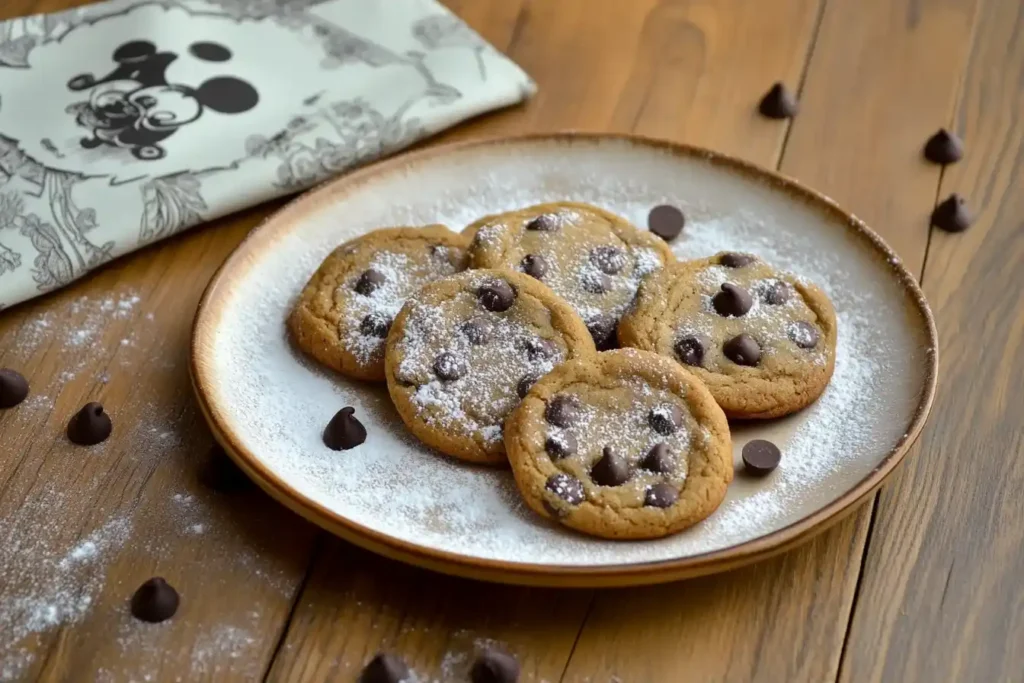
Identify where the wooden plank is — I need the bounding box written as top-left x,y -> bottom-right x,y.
267,1 -> 826,681
561,0 -> 981,680
838,0 -> 1024,680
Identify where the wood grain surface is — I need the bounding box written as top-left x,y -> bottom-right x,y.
0,0 -> 1020,681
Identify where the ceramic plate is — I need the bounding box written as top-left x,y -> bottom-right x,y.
191,134 -> 937,587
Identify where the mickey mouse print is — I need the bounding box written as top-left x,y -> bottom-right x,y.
0,0 -> 535,308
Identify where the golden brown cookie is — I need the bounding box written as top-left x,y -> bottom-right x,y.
385,269 -> 596,465
618,252 -> 837,418
465,202 -> 674,349
288,226 -> 469,382
504,349 -> 732,540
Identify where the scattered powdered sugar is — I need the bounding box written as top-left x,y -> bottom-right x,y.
206,140 -> 930,566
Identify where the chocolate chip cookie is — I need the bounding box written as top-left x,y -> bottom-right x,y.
504,349 -> 732,539
289,226 -> 469,382
385,269 -> 596,465
618,252 -> 837,418
465,202 -> 674,349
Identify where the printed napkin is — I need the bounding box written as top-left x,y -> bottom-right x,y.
0,0 -> 535,309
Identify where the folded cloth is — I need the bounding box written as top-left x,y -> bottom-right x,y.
0,0 -> 534,310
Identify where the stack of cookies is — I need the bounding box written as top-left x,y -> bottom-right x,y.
289,202 -> 837,540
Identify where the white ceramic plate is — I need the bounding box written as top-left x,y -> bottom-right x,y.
191,134 -> 937,586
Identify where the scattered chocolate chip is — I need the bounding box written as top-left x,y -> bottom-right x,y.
590,246 -> 627,274
788,321 -> 820,349
470,647 -> 520,683
323,406 -> 367,450
520,253 -> 547,280
545,432 -> 577,460
201,444 -> 253,492
354,268 -> 386,295
647,205 -> 684,241
67,402 -> 112,445
581,270 -> 612,294
546,473 -> 585,505
359,312 -> 392,338
433,352 -> 467,381
460,318 -> 492,345
931,193 -> 973,233
0,368 -> 29,409
762,280 -> 791,305
723,334 -> 761,366
525,214 -> 558,232
478,279 -> 516,312
924,129 -> 964,165
758,82 -> 798,119
521,337 -> 557,362
742,439 -> 782,475
545,394 -> 581,427
586,316 -> 618,350
591,446 -> 631,486
674,336 -> 705,367
517,373 -> 541,398
648,405 -> 683,436
644,483 -> 679,508
359,653 -> 410,683
720,252 -> 756,268
130,577 -> 179,623
712,283 -> 753,317
641,443 -> 674,473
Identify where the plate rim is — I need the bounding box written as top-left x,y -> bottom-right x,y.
190,132 -> 939,587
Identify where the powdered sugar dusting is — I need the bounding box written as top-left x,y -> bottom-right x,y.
204,139 -> 932,566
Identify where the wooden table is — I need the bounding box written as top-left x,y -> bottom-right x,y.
1,0 -> 1021,681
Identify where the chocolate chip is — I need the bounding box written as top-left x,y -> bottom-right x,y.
674,335 -> 705,367
590,246 -> 627,274
644,483 -> 679,508
520,253 -> 547,280
546,473 -> 585,505
723,334 -> 761,366
433,352 -> 467,381
640,443 -> 674,473
0,368 -> 29,409
354,269 -> 386,295
359,312 -> 392,338
762,280 -> 791,305
359,653 -> 410,683
581,270 -> 612,294
758,82 -> 798,119
648,405 -> 683,435
647,205 -> 684,241
470,647 -> 520,683
521,337 -> 557,362
545,394 -> 581,427
461,318 -> 492,345
742,439 -> 782,475
924,129 -> 964,165
200,444 -> 253,492
517,373 -> 541,398
788,321 -> 820,349
323,406 -> 367,450
586,316 -> 618,350
67,402 -> 112,445
525,214 -> 558,232
931,193 -> 973,233
712,283 -> 753,317
591,446 -> 631,486
545,432 -> 577,460
130,577 -> 179,623
478,279 -> 516,312
720,252 -> 756,268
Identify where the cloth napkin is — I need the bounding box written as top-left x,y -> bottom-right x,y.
0,0 -> 534,310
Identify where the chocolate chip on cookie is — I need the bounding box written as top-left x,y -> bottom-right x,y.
586,316 -> 618,350
720,252 -> 756,268
517,373 -> 541,398
742,439 -> 782,475
648,405 -> 683,435
520,253 -> 547,279
644,482 -> 679,508
788,321 -> 820,349
525,214 -> 558,232
590,245 -> 627,274
674,335 -> 705,367
640,443 -> 674,473
712,283 -> 753,317
591,446 -> 631,486
581,270 -> 612,294
433,352 -> 467,381
723,333 -> 761,366
545,432 -> 577,459
761,280 -> 791,305
461,317 -> 492,345
546,473 -> 585,504
478,278 -> 517,312
545,394 -> 581,427
289,225 -> 469,382
648,205 -> 685,241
